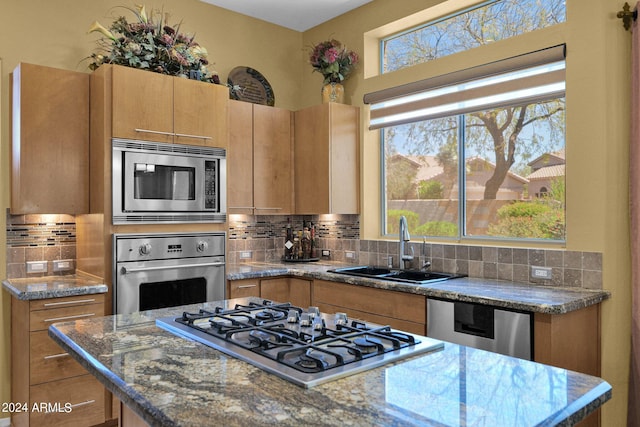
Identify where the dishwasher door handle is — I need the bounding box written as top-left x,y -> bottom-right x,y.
454,301 -> 495,339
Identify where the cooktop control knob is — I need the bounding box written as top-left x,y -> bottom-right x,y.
196,241 -> 209,253
139,243 -> 152,255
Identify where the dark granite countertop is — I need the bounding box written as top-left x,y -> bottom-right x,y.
2,274 -> 108,300
226,262 -> 610,315
49,297 -> 611,427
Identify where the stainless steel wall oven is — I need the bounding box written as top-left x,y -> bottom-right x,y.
113,232 -> 225,315
112,138 -> 226,224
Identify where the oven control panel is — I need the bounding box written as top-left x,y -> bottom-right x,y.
114,232 -> 226,262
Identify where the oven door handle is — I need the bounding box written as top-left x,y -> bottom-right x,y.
120,262 -> 225,274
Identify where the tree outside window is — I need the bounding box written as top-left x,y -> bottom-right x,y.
380,0 -> 566,241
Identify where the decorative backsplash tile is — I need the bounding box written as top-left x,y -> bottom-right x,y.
228,213 -> 602,289
228,214 -> 360,263
5,209 -> 603,289
5,210 -> 76,278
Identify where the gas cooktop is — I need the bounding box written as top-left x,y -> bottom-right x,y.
156,300 -> 444,388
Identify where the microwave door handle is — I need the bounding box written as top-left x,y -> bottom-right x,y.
121,262 -> 225,274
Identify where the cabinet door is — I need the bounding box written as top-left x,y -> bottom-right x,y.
260,278 -> 290,303
228,100 -> 255,214
253,104 -> 294,214
294,103 -> 359,214
112,65 -> 174,143
313,280 -> 426,334
260,278 -> 311,307
11,63 -> 89,214
174,78 -> 227,146
288,278 -> 311,308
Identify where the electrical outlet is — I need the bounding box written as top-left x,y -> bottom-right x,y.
345,251 -> 355,259
26,261 -> 47,274
321,249 -> 331,257
239,251 -> 253,259
53,259 -> 74,272
531,266 -> 553,280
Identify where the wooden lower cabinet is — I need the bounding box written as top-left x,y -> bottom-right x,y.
11,293 -> 107,427
261,278 -> 311,308
534,304 -> 601,427
227,277 -> 312,308
312,280 -> 427,335
228,279 -> 260,299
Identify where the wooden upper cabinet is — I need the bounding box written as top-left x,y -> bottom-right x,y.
294,103 -> 359,214
227,101 -> 293,215
228,100 -> 254,214
253,104 -> 294,214
10,63 -> 89,214
174,76 -> 228,147
112,65 -> 174,143
111,65 -> 228,146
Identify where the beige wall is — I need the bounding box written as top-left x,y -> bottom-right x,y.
0,0 -> 632,425
303,0 -> 632,425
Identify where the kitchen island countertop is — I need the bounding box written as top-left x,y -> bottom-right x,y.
226,261 -> 610,315
49,297 -> 611,427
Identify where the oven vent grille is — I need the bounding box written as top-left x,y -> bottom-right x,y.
113,213 -> 227,224
112,138 -> 226,157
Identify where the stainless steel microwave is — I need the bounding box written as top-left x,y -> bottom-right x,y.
112,139 -> 226,224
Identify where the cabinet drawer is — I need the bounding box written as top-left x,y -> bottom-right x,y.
229,280 -> 260,298
315,302 -> 426,335
30,330 -> 87,385
29,303 -> 104,332
30,294 -> 105,311
313,280 -> 426,323
29,374 -> 105,427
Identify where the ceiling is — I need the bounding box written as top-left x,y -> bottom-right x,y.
200,0 -> 374,32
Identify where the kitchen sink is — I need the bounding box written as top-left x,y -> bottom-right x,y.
328,266 -> 465,284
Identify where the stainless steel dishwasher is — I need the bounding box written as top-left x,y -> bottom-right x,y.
427,298 -> 532,360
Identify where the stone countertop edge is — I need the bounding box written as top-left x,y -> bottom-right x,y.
46,298 -> 613,427
47,325 -> 172,427
226,262 -> 611,315
2,274 -> 108,300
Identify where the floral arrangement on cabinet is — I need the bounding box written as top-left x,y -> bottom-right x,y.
87,5 -> 220,84
309,39 -> 359,84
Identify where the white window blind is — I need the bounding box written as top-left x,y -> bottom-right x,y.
365,44 -> 566,130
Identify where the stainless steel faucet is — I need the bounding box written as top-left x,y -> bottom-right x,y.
399,216 -> 414,269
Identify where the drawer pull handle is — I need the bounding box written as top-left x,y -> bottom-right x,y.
44,352 -> 70,360
237,284 -> 257,289
45,399 -> 96,413
69,399 -> 96,409
174,132 -> 213,140
44,313 -> 96,323
43,299 -> 96,307
255,207 -> 282,210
